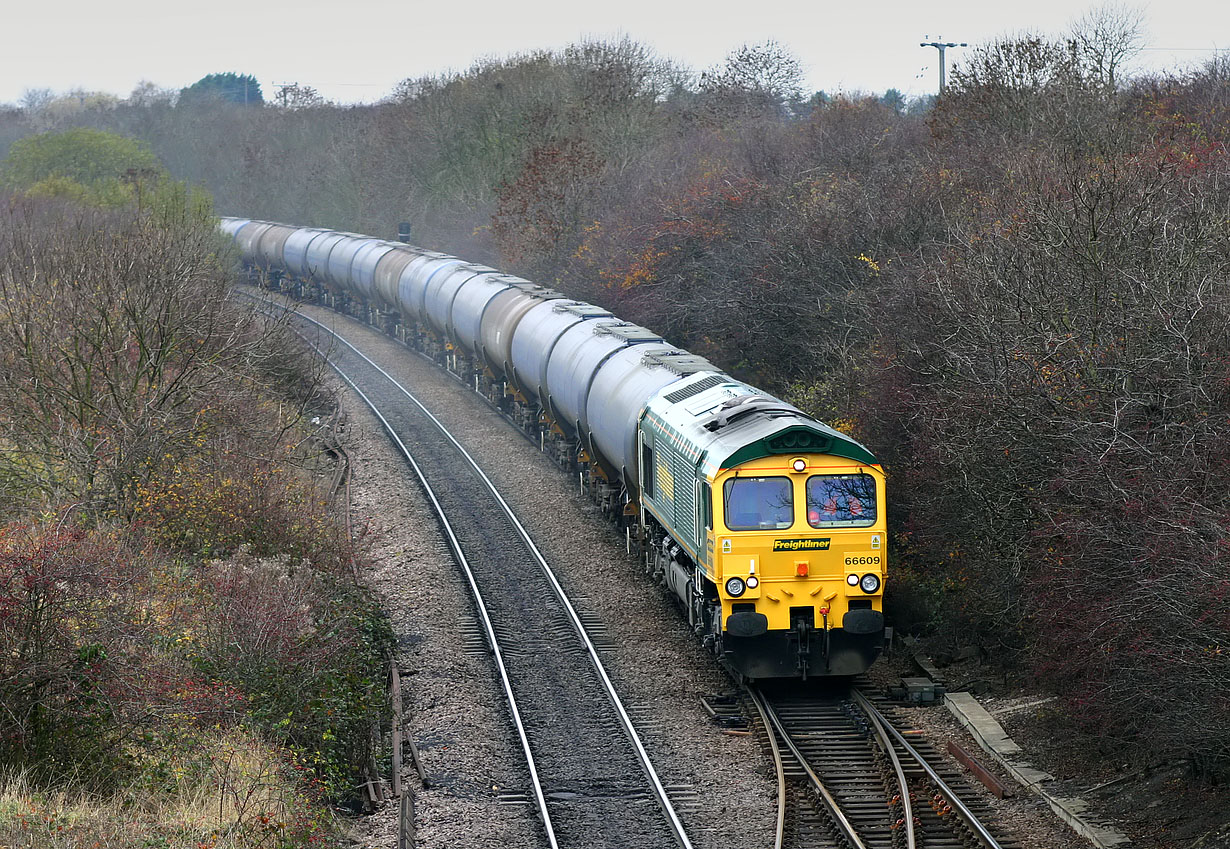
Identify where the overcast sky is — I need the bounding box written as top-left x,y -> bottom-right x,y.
3,0 -> 1226,106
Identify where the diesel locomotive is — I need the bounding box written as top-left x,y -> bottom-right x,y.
222,218 -> 887,679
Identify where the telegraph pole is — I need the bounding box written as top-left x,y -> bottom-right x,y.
272,82 -> 299,108
919,40 -> 967,93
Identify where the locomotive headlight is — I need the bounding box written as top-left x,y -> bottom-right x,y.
792,458 -> 807,472
846,573 -> 860,586
746,575 -> 759,589
860,573 -> 881,594
725,577 -> 746,597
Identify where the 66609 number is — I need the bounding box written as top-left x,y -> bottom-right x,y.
844,554 -> 881,567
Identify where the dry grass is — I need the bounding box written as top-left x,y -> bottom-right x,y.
0,726 -> 336,848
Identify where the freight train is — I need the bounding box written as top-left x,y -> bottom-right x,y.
222,218 -> 887,679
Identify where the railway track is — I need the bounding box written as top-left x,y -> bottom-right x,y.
242,286 -> 1029,849
738,683 -> 1018,849
247,292 -> 693,849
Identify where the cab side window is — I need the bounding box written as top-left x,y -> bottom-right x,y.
642,443 -> 654,498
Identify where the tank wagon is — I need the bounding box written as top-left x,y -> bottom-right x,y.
223,217 -> 887,679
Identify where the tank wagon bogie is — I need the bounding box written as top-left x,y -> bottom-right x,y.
223,217 -> 887,679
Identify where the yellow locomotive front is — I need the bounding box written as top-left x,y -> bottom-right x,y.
708,455 -> 886,678
638,375 -> 888,680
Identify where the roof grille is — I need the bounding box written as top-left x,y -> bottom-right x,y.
664,375 -> 725,404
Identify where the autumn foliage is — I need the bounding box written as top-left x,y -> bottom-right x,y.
0,193 -> 391,842
6,31 -> 1228,777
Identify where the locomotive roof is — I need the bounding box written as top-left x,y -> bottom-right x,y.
643,371 -> 879,474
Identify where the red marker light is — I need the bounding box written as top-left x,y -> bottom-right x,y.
796,561 -> 809,577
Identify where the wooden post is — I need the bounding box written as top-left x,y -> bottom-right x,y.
405,728 -> 430,789
399,792 -> 415,849
391,667 -> 404,799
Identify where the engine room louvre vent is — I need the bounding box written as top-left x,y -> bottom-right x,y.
766,430 -> 830,453
664,375 -> 726,404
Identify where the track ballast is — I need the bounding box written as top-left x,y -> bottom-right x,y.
255,293 -> 693,849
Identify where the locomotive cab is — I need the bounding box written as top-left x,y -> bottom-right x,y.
708,456 -> 886,678
639,373 -> 886,680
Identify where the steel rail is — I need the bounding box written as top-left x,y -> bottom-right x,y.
303,337 -> 561,848
857,695 -> 917,848
258,295 -> 693,849
748,686 -> 870,849
236,293 -> 559,841
853,691 -> 1004,849
745,688 -> 787,849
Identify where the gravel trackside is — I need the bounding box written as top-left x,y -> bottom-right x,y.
297,300 -> 1102,849
308,304 -> 777,849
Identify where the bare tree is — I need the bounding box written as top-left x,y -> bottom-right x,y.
1069,2 -> 1146,90
126,80 -> 175,107
274,83 -> 327,110
0,196 -> 307,517
701,41 -> 803,103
